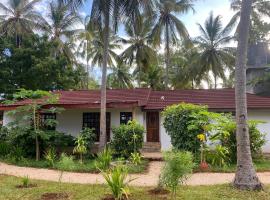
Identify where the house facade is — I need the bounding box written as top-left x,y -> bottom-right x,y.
1,88 -> 270,152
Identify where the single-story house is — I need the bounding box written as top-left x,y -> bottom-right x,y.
1,88 -> 270,152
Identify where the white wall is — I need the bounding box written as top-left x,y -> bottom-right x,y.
56,108 -> 146,139
160,114 -> 172,150
248,110 -> 270,153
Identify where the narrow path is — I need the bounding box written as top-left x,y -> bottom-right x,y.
1,162 -> 270,186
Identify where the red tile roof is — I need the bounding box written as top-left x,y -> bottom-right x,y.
145,89 -> 270,110
1,88 -> 270,110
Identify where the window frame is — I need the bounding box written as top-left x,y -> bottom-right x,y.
40,113 -> 57,131
120,112 -> 133,125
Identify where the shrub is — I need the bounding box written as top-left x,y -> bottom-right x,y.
162,103 -> 209,153
102,165 -> 131,200
159,150 -> 194,200
206,145 -> 230,167
210,119 -> 266,163
73,135 -> 87,164
56,153 -> 75,171
22,176 -> 30,187
79,128 -> 96,149
95,148 -> 112,171
9,146 -> 25,161
0,142 -> 10,157
129,152 -> 142,166
44,147 -> 57,167
111,120 -> 144,158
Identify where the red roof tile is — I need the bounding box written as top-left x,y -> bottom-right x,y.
1,88 -> 270,110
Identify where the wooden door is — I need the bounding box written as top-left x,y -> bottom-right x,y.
146,112 -> 160,142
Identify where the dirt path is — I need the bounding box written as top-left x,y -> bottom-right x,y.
1,161 -> 270,186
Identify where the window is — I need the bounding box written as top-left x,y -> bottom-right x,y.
120,112 -> 132,124
83,112 -> 111,142
41,113 -> 56,130
0,112 -> 3,127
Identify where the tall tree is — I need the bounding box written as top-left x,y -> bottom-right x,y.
151,0 -> 194,88
75,16 -> 93,89
121,15 -> 157,87
45,0 -> 81,62
90,0 -> 154,151
195,12 -> 235,89
107,63 -> 133,89
0,0 -> 47,47
233,0 -> 262,190
229,0 -> 270,43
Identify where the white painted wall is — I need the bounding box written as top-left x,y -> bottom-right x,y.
56,108 -> 146,139
248,110 -> 270,153
159,114 -> 172,150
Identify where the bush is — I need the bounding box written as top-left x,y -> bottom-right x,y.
56,153 -> 75,171
0,142 -> 11,157
129,152 -> 142,166
210,119 -> 266,163
44,147 -> 57,167
95,148 -> 112,171
162,103 -> 209,153
160,150 -> 194,199
102,165 -> 131,200
206,145 -> 230,167
111,120 -> 144,158
79,128 -> 96,150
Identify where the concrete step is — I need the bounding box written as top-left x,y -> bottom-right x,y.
142,142 -> 161,153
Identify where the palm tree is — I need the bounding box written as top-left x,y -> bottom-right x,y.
75,16 -> 93,89
233,0 -> 262,190
121,15 -> 157,87
229,0 -> 270,41
90,0 -> 154,151
195,12 -> 235,89
141,65 -> 165,90
107,63 -> 133,89
89,30 -> 121,68
0,0 -> 47,47
151,0 -> 194,88
45,0 -> 81,62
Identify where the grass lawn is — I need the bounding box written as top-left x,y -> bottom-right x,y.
0,175 -> 270,200
198,159 -> 270,173
0,157 -> 149,174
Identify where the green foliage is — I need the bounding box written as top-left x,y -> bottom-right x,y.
129,152 -> 142,166
111,120 -> 144,158
162,103 -> 209,153
210,119 -> 266,163
160,150 -> 194,199
206,145 -> 230,168
73,135 -> 87,163
10,146 -> 25,162
56,153 -> 75,171
79,128 -> 96,150
102,165 -> 131,200
21,176 -> 30,188
95,148 -> 112,171
44,148 -> 57,167
0,35 -> 85,95
0,142 -> 10,157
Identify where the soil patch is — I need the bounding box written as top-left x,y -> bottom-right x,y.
41,192 -> 69,200
148,187 -> 170,195
16,184 -> 37,189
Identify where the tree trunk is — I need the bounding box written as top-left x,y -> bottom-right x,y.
233,0 -> 262,190
98,10 -> 110,152
165,23 -> 170,90
214,74 -> 217,89
86,41 -> 90,89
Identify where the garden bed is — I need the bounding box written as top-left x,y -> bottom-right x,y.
0,157 -> 149,174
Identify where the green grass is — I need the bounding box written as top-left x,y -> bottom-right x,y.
0,157 -> 149,174
0,175 -> 270,200
198,159 -> 270,173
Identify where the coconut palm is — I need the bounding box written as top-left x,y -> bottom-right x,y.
229,0 -> 270,39
75,15 -> 93,89
90,0 -> 154,151
195,12 -> 235,89
121,15 -> 157,87
107,63 -> 133,89
45,0 -> 81,62
151,0 -> 194,88
141,65 -> 165,90
233,0 -> 262,190
0,0 -> 47,47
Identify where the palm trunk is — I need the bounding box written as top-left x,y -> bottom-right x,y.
98,10 -> 110,152
165,23 -> 170,90
233,0 -> 262,190
214,75 -> 217,89
86,41 -> 90,89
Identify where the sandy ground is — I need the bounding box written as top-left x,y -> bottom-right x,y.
1,161 -> 270,187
